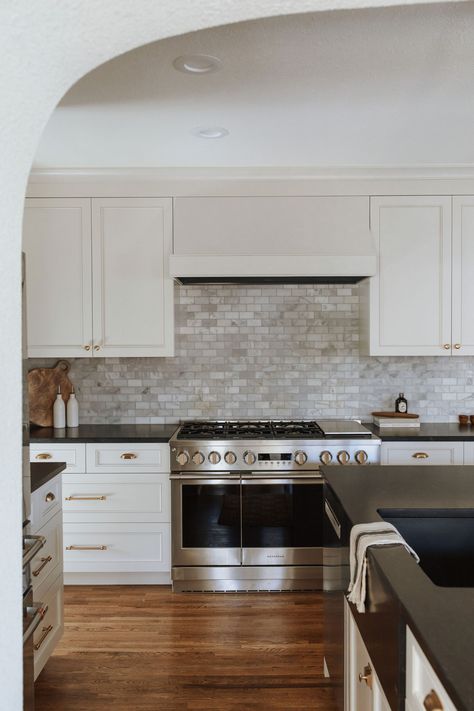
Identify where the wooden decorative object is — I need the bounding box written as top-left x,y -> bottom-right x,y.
28,360 -> 74,427
371,411 -> 419,419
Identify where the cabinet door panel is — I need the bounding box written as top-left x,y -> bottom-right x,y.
92,198 -> 173,356
369,197 -> 452,356
452,197 -> 474,355
23,198 -> 92,357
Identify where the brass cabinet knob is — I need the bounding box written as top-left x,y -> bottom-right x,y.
45,492 -> 55,503
94,344 -> 101,351
443,344 -> 450,350
423,689 -> 443,711
358,664 -> 373,690
84,344 -> 91,351
454,343 -> 461,350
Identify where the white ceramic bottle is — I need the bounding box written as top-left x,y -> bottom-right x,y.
53,386 -> 66,428
67,389 -> 79,428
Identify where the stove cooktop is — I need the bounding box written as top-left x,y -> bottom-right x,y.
175,419 -> 372,441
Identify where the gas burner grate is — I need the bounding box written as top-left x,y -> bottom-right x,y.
176,420 -> 325,440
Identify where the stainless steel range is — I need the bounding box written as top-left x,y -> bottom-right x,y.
170,419 -> 380,592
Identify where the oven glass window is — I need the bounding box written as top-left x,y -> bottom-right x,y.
242,483 -> 323,548
181,484 -> 241,548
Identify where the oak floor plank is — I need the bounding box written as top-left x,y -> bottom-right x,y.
35,586 -> 337,711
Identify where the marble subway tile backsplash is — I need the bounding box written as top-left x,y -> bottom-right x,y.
29,284 -> 474,424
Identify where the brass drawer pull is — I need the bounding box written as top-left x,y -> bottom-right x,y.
413,452 -> 429,459
66,545 -> 108,551
35,453 -> 52,460
32,555 -> 53,577
120,452 -> 137,460
358,664 -> 373,690
45,492 -> 55,503
34,625 -> 53,651
65,495 -> 106,501
423,689 -> 443,710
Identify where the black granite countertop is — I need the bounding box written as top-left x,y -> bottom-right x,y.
365,422 -> 474,441
30,423 -> 179,443
31,461 -> 66,493
323,465 -> 474,711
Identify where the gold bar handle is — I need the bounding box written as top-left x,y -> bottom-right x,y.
66,545 -> 108,551
120,452 -> 137,460
358,664 -> 373,690
413,452 -> 429,459
32,555 -> 52,577
34,625 -> 53,651
65,495 -> 106,501
423,689 -> 444,711
35,453 -> 52,460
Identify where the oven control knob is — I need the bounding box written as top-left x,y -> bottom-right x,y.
243,450 -> 256,465
337,450 -> 350,465
320,450 -> 333,465
294,450 -> 307,465
355,450 -> 369,465
192,451 -> 205,465
224,451 -> 237,465
208,451 -> 221,465
176,450 -> 190,466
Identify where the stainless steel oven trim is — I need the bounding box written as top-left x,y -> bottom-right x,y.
241,476 -> 323,484
171,477 -> 242,567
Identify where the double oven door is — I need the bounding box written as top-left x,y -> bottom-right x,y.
171,473 -> 324,567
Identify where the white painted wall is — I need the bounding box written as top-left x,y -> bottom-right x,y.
0,0 -> 461,706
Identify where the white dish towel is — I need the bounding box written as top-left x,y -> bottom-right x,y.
347,521 -> 419,613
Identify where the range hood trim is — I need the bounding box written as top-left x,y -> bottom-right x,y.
169,254 -> 376,284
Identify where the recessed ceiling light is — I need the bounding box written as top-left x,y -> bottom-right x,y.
191,127 -> 229,139
173,54 -> 222,74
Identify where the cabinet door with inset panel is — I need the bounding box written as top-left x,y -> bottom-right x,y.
91,198 -> 174,357
23,198 -> 93,357
365,197 -> 452,356
452,196 -> 474,356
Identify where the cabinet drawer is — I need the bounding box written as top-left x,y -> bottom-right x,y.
63,475 -> 170,523
381,441 -> 463,465
86,442 -> 169,473
30,443 -> 86,473
406,627 -> 456,711
31,510 -> 63,594
34,573 -> 64,680
64,522 -> 170,573
31,475 -> 62,533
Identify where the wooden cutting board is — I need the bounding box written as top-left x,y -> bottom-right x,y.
371,411 -> 419,419
28,360 -> 74,427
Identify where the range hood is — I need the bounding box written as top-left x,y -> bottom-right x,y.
170,196 -> 376,285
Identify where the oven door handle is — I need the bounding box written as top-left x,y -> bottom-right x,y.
170,474 -> 240,481
242,476 -> 323,485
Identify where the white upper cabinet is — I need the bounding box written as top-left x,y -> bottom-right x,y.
361,196 -> 452,356
23,197 -> 174,358
91,198 -> 173,357
452,196 -> 474,356
23,198 -> 93,357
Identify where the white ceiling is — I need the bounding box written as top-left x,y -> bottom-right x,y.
33,2 -> 474,169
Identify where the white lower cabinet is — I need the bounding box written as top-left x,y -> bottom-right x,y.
381,441 -> 464,466
406,627 -> 456,711
38,441 -> 174,584
345,600 -> 391,711
31,474 -> 64,679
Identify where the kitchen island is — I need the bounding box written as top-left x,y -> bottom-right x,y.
323,465 -> 474,711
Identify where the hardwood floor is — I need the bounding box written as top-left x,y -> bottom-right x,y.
35,586 -> 337,711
